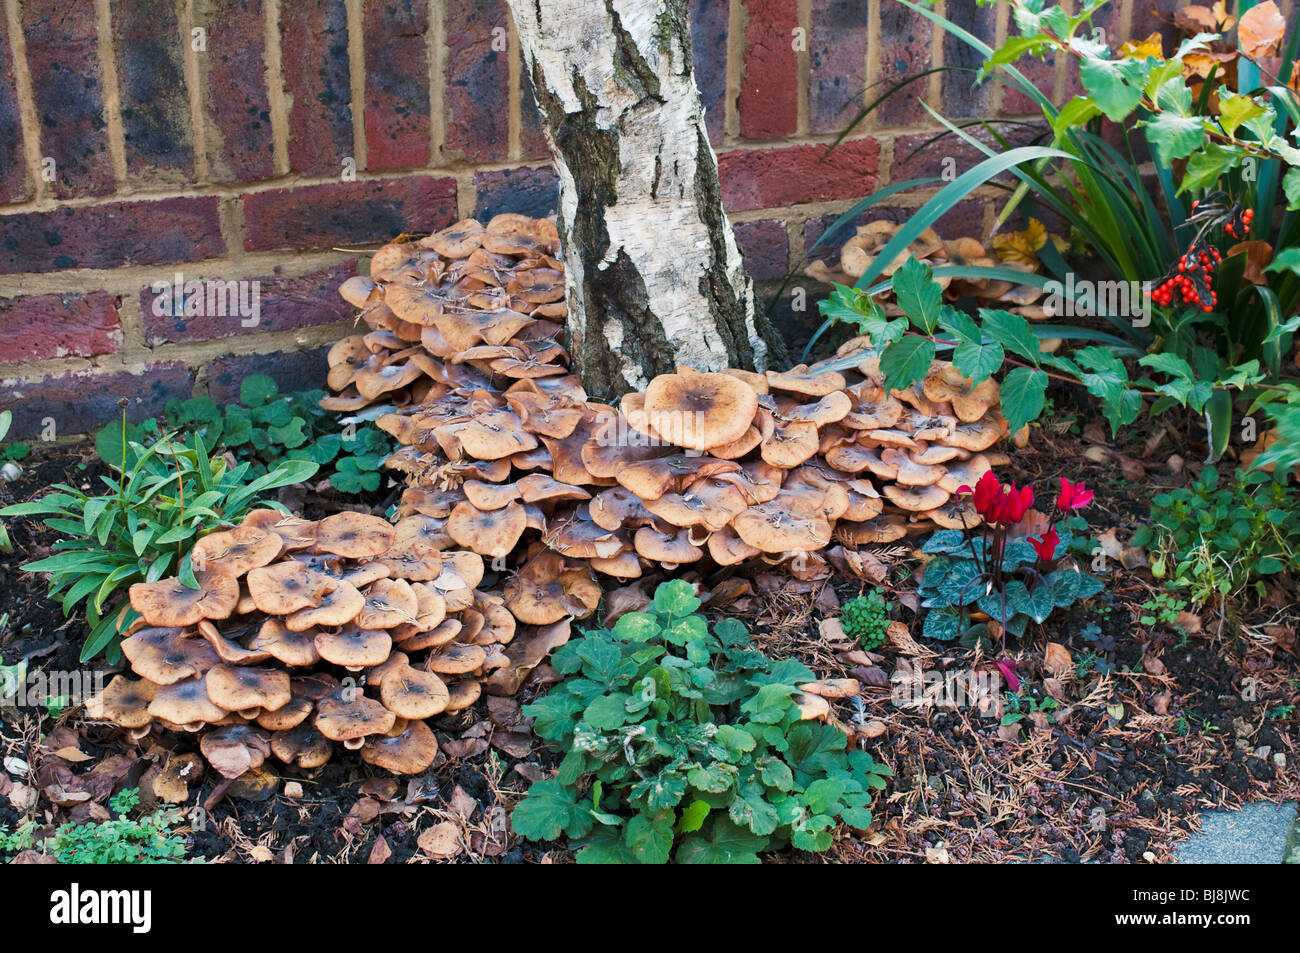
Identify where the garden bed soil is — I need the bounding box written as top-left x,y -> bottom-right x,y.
1,397 -> 1296,864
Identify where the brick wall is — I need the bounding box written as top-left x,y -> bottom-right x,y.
0,0 -> 1222,438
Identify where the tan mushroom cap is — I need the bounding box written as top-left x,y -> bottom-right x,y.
844,386 -> 905,430
731,501 -> 833,554
375,540 -> 443,581
314,511 -> 396,559
425,643 -> 489,675
589,485 -> 654,532
356,577 -> 420,629
246,562 -> 334,615
444,679 -> 482,712
314,690 -> 396,742
503,553 -> 602,624
205,664 -> 292,713
122,627 -> 221,685
798,678 -> 861,699
360,718 -> 439,774
380,665 -> 450,719
461,479 -> 523,511
761,418 -> 820,468
911,443 -> 964,465
616,454 -> 740,502
946,415 -> 1006,452
642,480 -> 749,532
241,509 -> 317,550
836,513 -> 908,544
395,617 -> 462,652
248,619 -> 322,667
429,550 -> 486,593
938,454 -> 994,494
255,696 -> 313,732
767,364 -> 847,397
548,513 -> 627,559
314,626 -> 393,668
795,692 -> 832,721
640,367 -> 759,452
446,501 -> 527,558
882,483 -> 950,511
881,447 -> 945,487
588,551 -> 644,579
633,524 -> 704,564
196,619 -> 272,665
285,579 -> 365,631
190,527 -> 283,577
923,364 -> 1000,422
148,675 -> 228,729
458,410 -> 538,460
707,525 -> 761,566
271,722 -> 333,769
200,724 -> 272,779
85,675 -> 156,728
929,496 -> 984,529
129,571 -> 240,628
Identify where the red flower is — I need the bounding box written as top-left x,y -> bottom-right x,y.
959,471 -> 1033,526
998,482 -> 1034,525
995,658 -> 1020,693
1030,526 -> 1060,564
1057,478 -> 1093,511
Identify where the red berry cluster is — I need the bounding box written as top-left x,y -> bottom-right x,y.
1224,207 -> 1254,239
1148,199 -> 1253,313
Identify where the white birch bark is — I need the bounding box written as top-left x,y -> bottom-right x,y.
506,0 -> 786,396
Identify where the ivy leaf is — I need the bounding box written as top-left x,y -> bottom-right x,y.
979,309 -> 1041,365
1143,112 -> 1204,165
1178,144 -> 1240,195
511,779 -> 592,841
953,337 -> 1005,385
623,812 -> 674,864
879,335 -> 936,392
892,257 -> 943,334
675,818 -> 764,864
1078,52 -> 1149,121
999,366 -> 1049,433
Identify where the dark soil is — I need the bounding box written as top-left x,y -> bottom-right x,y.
1,403 -> 1296,864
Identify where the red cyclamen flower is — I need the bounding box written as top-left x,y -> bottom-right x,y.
959,470 -> 1033,526
1057,478 -> 1093,511
1029,526 -> 1059,564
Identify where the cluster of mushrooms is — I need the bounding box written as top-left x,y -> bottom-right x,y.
327,213 -> 1012,584
83,213 -> 1013,778
85,508 -> 551,777
804,219 -> 1050,320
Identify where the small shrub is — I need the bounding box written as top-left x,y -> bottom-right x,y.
919,475 -> 1103,643
1137,466 -> 1300,602
840,589 -> 890,650
511,580 -> 892,863
0,420 -> 316,661
0,788 -> 191,864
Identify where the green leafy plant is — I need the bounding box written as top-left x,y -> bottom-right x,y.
840,589 -> 891,650
812,0 -> 1300,459
0,788 -> 191,864
918,474 -> 1103,642
156,374 -> 393,494
0,415 -> 316,662
0,410 -> 25,554
1135,464 -> 1300,602
1000,691 -> 1059,727
511,580 -> 892,863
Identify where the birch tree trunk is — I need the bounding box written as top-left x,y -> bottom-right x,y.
506,0 -> 787,397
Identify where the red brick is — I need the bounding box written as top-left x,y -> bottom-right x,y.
890,128 -> 1037,186
739,0 -> 799,139
199,0 -> 276,182
876,1 -> 932,126
690,0 -> 728,145
0,292 -> 122,363
809,0 -> 867,134
733,220 -> 789,281
207,346 -> 330,404
445,0 -> 511,162
141,262 -> 358,345
242,176 -> 457,251
21,1 -> 115,198
0,363 -> 193,440
282,0 -> 354,176
364,0 -> 431,170
113,0 -> 194,180
473,166 -> 558,221
0,197 -> 225,274
718,139 -> 880,212
0,30 -> 30,204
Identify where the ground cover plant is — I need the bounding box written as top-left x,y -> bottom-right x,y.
0,412 -> 315,661
511,580 -> 892,863
0,788 -> 190,864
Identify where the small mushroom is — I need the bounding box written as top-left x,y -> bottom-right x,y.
205,664 -> 292,714
314,690 -> 396,746
129,571 -> 240,628
360,719 -> 439,774
271,722 -> 333,769
285,579 -> 365,631
84,676 -> 156,728
189,527 -> 283,577
148,675 -> 229,730
314,512 -> 396,559
314,626 -> 393,668
380,665 -> 450,719
638,367 -> 759,452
